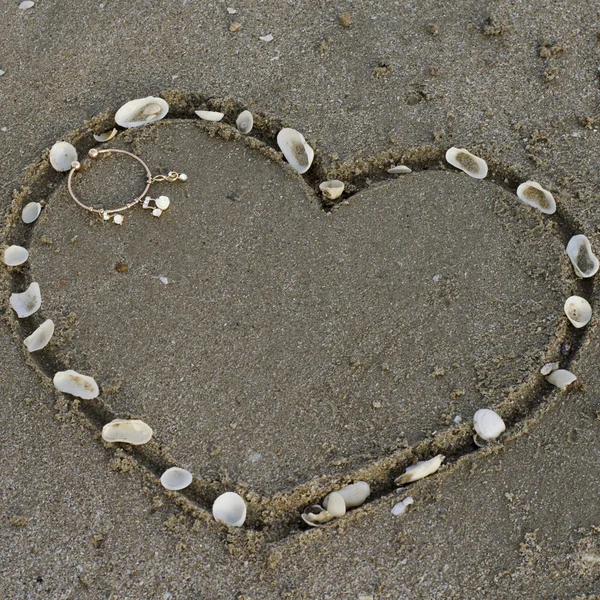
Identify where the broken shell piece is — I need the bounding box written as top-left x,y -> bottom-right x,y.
10,282 -> 41,318
194,110 -> 224,122
387,165 -> 412,174
396,454 -> 445,485
19,1 -> 34,9
445,147 -> 488,179
277,128 -> 314,174
391,496 -> 414,516
473,409 -> 506,444
22,202 -> 42,224
155,196 -> 170,210
93,128 -> 118,143
53,369 -> 99,399
319,180 -> 345,200
324,481 -> 370,509
566,235 -> 599,278
3,245 -> 29,266
24,319 -> 54,351
102,419 -> 153,445
540,362 -> 559,376
236,110 -> 253,134
546,369 -> 577,391
323,492 -> 346,517
212,492 -> 247,527
516,181 -> 556,214
115,97 -> 168,128
49,141 -> 78,172
301,504 -> 335,527
160,467 -> 193,491
564,295 -> 592,328
260,34 -> 274,42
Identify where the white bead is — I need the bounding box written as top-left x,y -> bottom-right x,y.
113,214 -> 124,225
178,173 -> 188,181
155,196 -> 170,210
152,208 -> 163,217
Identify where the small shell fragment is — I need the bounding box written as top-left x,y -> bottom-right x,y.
213,492 -> 247,527
53,369 -> 99,399
546,369 -> 577,391
564,296 -> 592,328
10,282 -> 41,318
194,110 -> 224,122
93,128 -> 118,143
324,492 -> 346,517
301,504 -> 334,527
391,496 -> 414,516
3,245 -> 29,266
324,481 -> 370,509
260,34 -> 274,42
516,181 -> 556,214
115,97 -> 168,128
49,141 -> 78,172
540,362 -> 559,376
473,409 -> 506,443
236,110 -> 253,134
24,319 -> 54,352
19,1 -> 35,9
566,235 -> 599,278
396,454 -> 445,485
277,128 -> 314,174
445,147 -> 488,179
22,202 -> 42,224
319,180 -> 345,200
387,165 -> 412,174
102,419 -> 153,445
160,467 -> 193,491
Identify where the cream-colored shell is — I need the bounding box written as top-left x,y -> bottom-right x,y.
566,235 -> 599,278
324,481 -> 370,509
3,245 -> 29,266
546,369 -> 577,391
473,409 -> 506,442
102,419 -> 153,445
212,492 -> 247,527
160,467 -> 193,491
277,128 -> 314,174
324,492 -> 346,517
396,454 -> 445,484
53,369 -> 99,399
49,141 -> 78,172
93,128 -> 118,142
22,202 -> 42,224
115,97 -> 168,128
319,180 -> 345,200
540,362 -> 559,376
24,319 -> 54,351
387,165 -> 412,174
564,295 -> 592,328
445,147 -> 488,179
516,181 -> 556,214
301,504 -> 334,527
10,282 -> 41,318
195,110 -> 224,122
236,110 -> 253,134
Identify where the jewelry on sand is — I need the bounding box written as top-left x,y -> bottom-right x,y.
67,148 -> 188,224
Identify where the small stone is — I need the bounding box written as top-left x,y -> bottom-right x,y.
0,70 -> 5,77
113,214 -> 124,225
115,263 -> 128,272
159,276 -> 168,285
372,400 -> 382,409
152,208 -> 163,217
227,7 -> 237,13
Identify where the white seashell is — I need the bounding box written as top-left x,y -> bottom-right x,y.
93,128 -> 118,143
194,110 -> 224,122
10,282 -> 41,318
516,181 -> 556,214
19,1 -> 34,8
155,196 -> 170,210
323,492 -> 346,517
227,7 -> 237,14
540,362 -> 559,376
473,409 -> 506,443
396,454 -> 445,485
212,492 -> 247,527
324,481 -> 370,510
391,496 -> 414,516
24,319 -> 54,351
566,235 -> 599,278
259,34 -> 274,42
115,97 -> 168,128
102,419 -> 153,445
3,245 -> 29,266
49,141 -> 78,172
160,467 -> 193,491
277,128 -> 314,174
53,370 -> 99,399
236,110 -> 253,134
387,165 -> 412,174
301,504 -> 334,527
22,202 -> 42,224
546,369 -> 577,391
319,180 -> 345,200
445,147 -> 488,179
564,295 -> 592,328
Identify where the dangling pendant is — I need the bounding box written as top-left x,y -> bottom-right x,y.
142,195 -> 171,217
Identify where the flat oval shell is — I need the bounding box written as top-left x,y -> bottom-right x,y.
102,419 -> 153,445
236,110 -> 253,134
49,141 -> 78,172
277,128 -> 314,174
24,318 -> 54,351
3,245 -> 29,266
212,491 -> 247,527
396,454 -> 445,484
516,181 -> 556,214
319,180 -> 345,200
546,369 -> 577,391
93,128 -> 118,142
445,147 -> 488,179
22,202 -> 42,224
473,408 -> 506,442
53,369 -> 99,399
10,282 -> 41,318
324,491 -> 346,517
566,235 -> 599,278
324,481 -> 370,509
160,467 -> 193,491
115,97 -> 168,128
387,165 -> 412,174
195,110 -> 224,122
564,295 -> 592,328
19,1 -> 34,9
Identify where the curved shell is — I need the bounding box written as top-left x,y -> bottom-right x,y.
546,369 -> 577,391
102,419 -> 153,445
516,181 -> 556,214
387,165 -> 412,174
195,110 -> 224,122
160,467 -> 193,491
115,97 -> 168,128
22,202 -> 42,224
566,235 -> 599,278
3,245 -> 29,266
49,141 -> 78,172
93,128 -> 117,143
445,147 -> 488,179
540,362 -> 559,376
236,110 -> 253,134
473,408 -> 506,442
319,180 -> 345,200
396,454 -> 445,484
24,319 -> 54,352
53,369 -> 99,399
301,504 -> 334,527
324,481 -> 370,509
564,295 -> 592,328
10,282 -> 41,318
212,491 -> 247,527
391,496 -> 414,516
277,128 -> 314,174
324,491 -> 346,517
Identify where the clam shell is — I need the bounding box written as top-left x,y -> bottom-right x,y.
324,481 -> 370,509
212,491 -> 247,527
24,319 -> 54,351
236,110 -> 253,134
396,454 -> 445,485
49,141 -> 78,172
324,491 -> 346,517
319,180 -> 345,200
301,504 -> 334,527
387,165 -> 412,174
564,295 -> 592,328
10,282 -> 41,318
194,110 -> 224,122
391,496 -> 413,516
566,235 -> 599,278
115,97 -> 168,128
93,128 -> 118,143
53,369 -> 99,399
22,202 -> 42,224
445,147 -> 488,179
277,128 -> 314,174
540,362 -> 559,376
160,467 -> 193,491
3,245 -> 29,266
473,408 -> 506,442
516,181 -> 556,215
102,419 -> 153,445
546,369 -> 577,391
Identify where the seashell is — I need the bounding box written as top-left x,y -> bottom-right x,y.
93,128 -> 118,143
160,467 -> 193,491
3,245 -> 29,266
49,141 -> 78,172
387,165 -> 412,174
259,34 -> 274,42
53,370 -> 99,399
546,369 -> 577,391
319,180 -> 345,200
566,235 -> 599,278
540,362 -> 559,376
194,110 -> 224,122
102,419 -> 153,445
212,491 -> 247,527
19,1 -> 35,9
22,202 -> 42,224
236,110 -> 253,134
301,504 -> 335,527
516,181 -> 556,214
24,319 -> 54,351
323,492 -> 346,517
115,97 -> 168,128
391,496 -> 414,516
445,147 -> 488,179
324,481 -> 370,509
155,196 -> 170,210
396,454 -> 445,485
277,128 -> 314,174
10,282 -> 41,318
473,409 -> 506,444
564,295 -> 592,328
